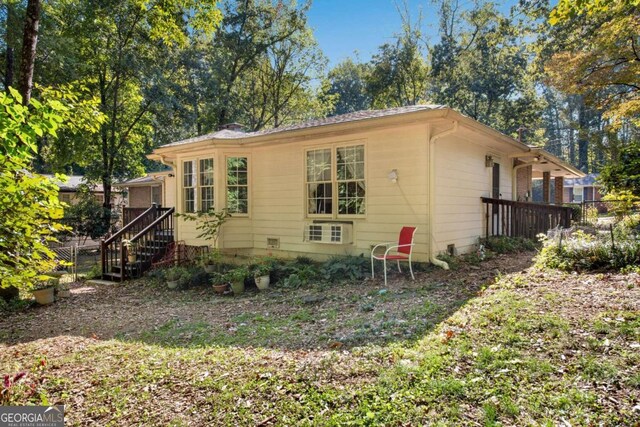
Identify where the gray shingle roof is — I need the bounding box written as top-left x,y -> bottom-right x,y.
564,173 -> 599,187
160,104 -> 446,148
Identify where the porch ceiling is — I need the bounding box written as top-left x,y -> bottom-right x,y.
510,148 -> 584,179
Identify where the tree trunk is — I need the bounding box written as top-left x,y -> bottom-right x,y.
578,101 -> 589,172
5,47 -> 14,90
18,0 -> 40,105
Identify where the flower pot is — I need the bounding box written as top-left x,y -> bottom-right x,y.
32,287 -> 55,305
167,280 -> 180,290
230,280 -> 245,295
255,275 -> 270,290
204,264 -> 216,274
212,283 -> 227,294
128,254 -> 137,263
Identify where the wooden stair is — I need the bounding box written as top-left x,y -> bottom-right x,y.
101,205 -> 175,282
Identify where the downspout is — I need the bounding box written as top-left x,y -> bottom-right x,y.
428,120 -> 458,270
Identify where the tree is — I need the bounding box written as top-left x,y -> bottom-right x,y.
202,0 -> 311,130
429,0 -> 545,137
0,88 -> 68,290
324,58 -> 371,115
367,10 -> 429,109
546,1 -> 640,127
599,140 -> 640,195
41,0 -> 221,218
235,24 -> 331,130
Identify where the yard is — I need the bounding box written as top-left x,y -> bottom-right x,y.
1,252 -> 639,425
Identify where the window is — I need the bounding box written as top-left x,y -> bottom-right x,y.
199,158 -> 214,212
573,186 -> 583,203
151,186 -> 162,205
306,148 -> 332,214
60,193 -> 72,204
306,144 -> 365,216
226,157 -> 248,214
337,145 -> 365,215
182,158 -> 215,213
183,160 -> 196,212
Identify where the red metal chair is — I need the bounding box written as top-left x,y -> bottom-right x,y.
370,227 -> 417,286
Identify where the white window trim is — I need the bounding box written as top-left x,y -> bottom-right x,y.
304,142 -> 367,219
180,156 -> 216,213
224,154 -> 251,218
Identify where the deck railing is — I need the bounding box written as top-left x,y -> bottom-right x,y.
101,204 -> 174,281
481,197 -> 573,239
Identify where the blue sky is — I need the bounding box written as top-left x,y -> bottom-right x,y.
307,0 -> 519,68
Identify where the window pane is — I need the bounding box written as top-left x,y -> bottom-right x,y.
184,188 -> 195,213
306,149 -> 332,214
337,145 -> 365,215
227,157 -> 248,214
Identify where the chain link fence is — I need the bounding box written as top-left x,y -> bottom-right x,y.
51,244 -> 101,281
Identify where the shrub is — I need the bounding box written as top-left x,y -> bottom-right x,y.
271,258 -> 321,286
535,230 -> 640,272
481,236 -> 536,254
321,255 -> 369,282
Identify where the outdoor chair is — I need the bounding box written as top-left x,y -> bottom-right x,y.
370,226 -> 417,286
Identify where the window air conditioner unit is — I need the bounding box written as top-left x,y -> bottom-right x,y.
304,223 -> 353,244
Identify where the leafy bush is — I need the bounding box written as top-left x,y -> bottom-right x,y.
481,236 -> 536,254
321,255 -> 370,282
535,230 -> 640,272
603,190 -> 640,220
271,258 -> 321,286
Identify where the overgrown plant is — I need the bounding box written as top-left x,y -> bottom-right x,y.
321,255 -> 370,282
177,208 -> 230,246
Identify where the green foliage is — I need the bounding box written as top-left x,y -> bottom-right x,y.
176,209 -> 230,245
600,141 -> 640,196
324,58 -> 371,115
321,255 -> 370,282
222,265 -> 250,284
546,1 -> 640,128
481,236 -> 537,254
603,190 -> 640,220
61,188 -> 112,241
535,230 -> 640,271
0,89 -> 71,291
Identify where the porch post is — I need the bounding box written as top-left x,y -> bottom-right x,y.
554,177 -> 564,205
542,171 -> 551,203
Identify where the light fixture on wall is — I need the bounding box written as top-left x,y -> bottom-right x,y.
485,155 -> 494,168
388,169 -> 398,183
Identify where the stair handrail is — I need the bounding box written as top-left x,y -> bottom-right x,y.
129,207 -> 175,243
104,204 -> 157,246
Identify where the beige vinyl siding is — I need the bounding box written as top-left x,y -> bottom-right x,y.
249,124 -> 430,261
433,134 -> 513,254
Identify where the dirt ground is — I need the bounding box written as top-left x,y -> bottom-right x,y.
0,253 -> 534,349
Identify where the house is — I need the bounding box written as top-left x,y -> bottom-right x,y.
46,174 -> 123,206
143,105 -> 583,265
114,171 -> 176,208
563,173 -> 602,203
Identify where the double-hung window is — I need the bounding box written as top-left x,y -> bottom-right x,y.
306,144 -> 365,217
226,157 -> 249,214
183,158 -> 214,213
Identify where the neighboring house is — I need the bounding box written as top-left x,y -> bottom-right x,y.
563,173 -> 602,203
46,174 -> 123,206
147,105 -> 583,263
115,171 -> 176,208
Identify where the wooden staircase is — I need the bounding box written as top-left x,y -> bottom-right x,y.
101,204 -> 175,282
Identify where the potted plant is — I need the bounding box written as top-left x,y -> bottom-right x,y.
55,282 -> 71,298
252,258 -> 274,290
123,239 -> 138,263
200,249 -> 222,273
31,276 -> 58,305
165,266 -> 187,290
224,266 -> 249,295
210,272 -> 228,294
